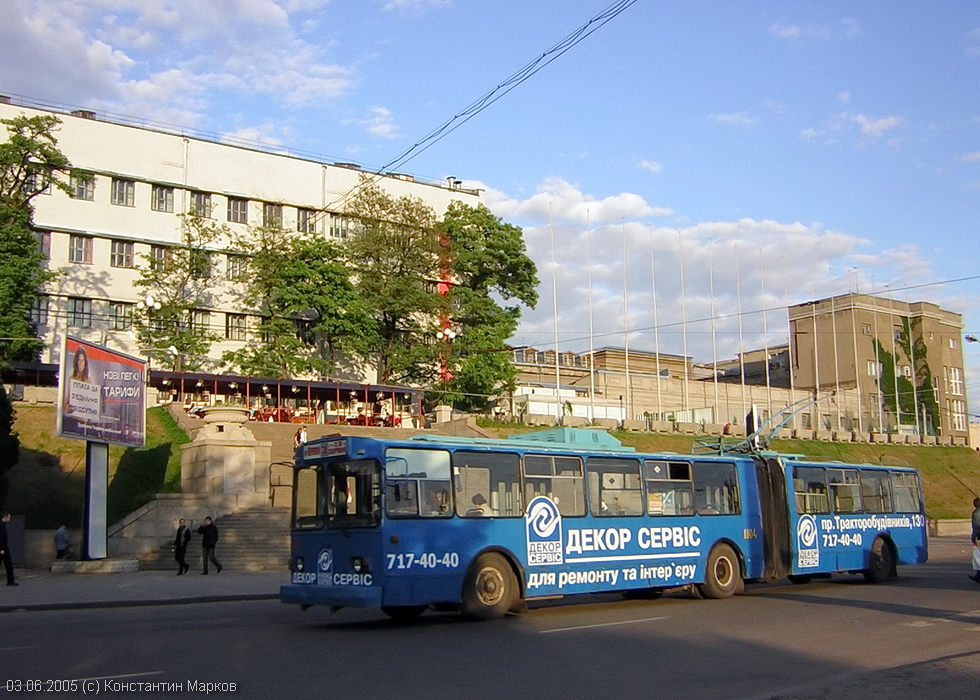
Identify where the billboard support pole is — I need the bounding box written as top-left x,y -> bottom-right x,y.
83,440 -> 109,560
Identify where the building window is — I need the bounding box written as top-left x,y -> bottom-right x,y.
263,202 -> 283,227
109,302 -> 134,330
30,296 -> 49,327
227,197 -> 248,224
71,173 -> 94,201
151,185 -> 174,212
110,240 -> 135,268
190,309 -> 211,336
329,214 -> 348,239
150,245 -> 170,271
190,191 -> 212,217
190,250 -> 212,279
225,313 -> 247,341
69,235 -> 93,264
952,400 -> 967,432
950,367 -> 965,396
67,297 -> 93,328
867,360 -> 881,377
34,230 -> 51,259
862,324 -> 871,336
950,337 -> 958,349
226,254 -> 247,281
110,178 -> 135,207
25,168 -> 50,195
901,365 -> 912,378
297,208 -> 316,233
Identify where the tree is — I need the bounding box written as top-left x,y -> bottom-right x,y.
344,176 -> 444,384
440,202 -> 538,411
0,114 -> 81,363
221,222 -> 371,379
133,213 -> 223,371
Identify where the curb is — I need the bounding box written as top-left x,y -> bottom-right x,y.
0,592 -> 279,614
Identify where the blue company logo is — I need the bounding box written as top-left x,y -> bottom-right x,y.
526,496 -> 563,566
317,548 -> 334,574
796,514 -> 819,568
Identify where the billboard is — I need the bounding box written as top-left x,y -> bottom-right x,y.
57,336 -> 147,448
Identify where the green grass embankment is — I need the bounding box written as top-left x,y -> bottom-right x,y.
5,405 -> 189,528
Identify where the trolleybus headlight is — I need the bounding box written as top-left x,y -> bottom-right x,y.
351,557 -> 369,573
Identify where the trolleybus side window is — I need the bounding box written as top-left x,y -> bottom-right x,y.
793,466 -> 830,514
385,448 -> 452,518
891,471 -> 921,513
693,461 -> 740,515
453,451 -> 522,517
860,469 -> 893,513
587,457 -> 643,516
828,468 -> 861,513
642,460 -> 695,516
326,459 -> 381,528
293,465 -> 322,529
523,454 -> 586,516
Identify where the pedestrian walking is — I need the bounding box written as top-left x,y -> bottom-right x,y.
54,523 -> 72,559
174,518 -> 191,575
197,516 -> 223,575
1,513 -> 17,586
294,425 -> 308,449
970,497 -> 980,583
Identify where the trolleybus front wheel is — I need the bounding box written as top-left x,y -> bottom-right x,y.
863,537 -> 895,583
697,544 -> 741,599
461,553 -> 518,620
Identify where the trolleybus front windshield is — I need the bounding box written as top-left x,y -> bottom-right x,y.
293,459 -> 382,530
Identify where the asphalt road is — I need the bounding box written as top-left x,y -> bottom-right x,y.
4,538 -> 979,700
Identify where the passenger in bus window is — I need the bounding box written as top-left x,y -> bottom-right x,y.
467,493 -> 492,516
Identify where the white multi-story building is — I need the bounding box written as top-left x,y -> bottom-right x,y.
1,97 -> 483,386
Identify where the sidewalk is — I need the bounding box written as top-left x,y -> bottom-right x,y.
0,566 -> 284,613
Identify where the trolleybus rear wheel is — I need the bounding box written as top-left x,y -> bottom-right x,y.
863,537 -> 895,583
461,553 -> 517,620
697,544 -> 741,599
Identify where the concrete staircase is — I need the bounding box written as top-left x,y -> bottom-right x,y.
138,507 -> 291,572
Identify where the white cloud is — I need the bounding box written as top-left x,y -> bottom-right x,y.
484,177 -> 672,225
710,112 -> 760,126
840,18 -> 861,38
768,23 -> 831,40
360,106 -> 401,138
962,152 -> 980,162
380,0 -> 450,12
769,23 -> 801,39
485,179 -> 942,369
837,91 -> 850,104
637,160 -> 662,174
221,123 -> 284,149
801,112 -> 904,145
852,114 -> 904,140
0,0 -> 355,126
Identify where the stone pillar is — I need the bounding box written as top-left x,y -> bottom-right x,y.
181,407 -> 271,511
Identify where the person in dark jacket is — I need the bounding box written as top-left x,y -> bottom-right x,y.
1,513 -> 17,586
197,516 -> 223,575
174,518 -> 191,575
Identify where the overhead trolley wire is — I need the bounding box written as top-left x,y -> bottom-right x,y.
325,0 -> 639,211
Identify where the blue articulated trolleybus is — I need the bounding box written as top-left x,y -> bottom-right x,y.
280,411 -> 928,621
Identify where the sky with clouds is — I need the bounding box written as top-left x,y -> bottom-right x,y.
1,0 -> 979,414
